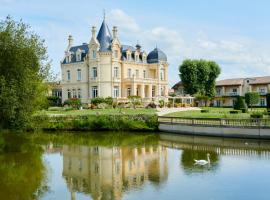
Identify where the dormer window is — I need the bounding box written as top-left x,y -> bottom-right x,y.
92,50 -> 97,59
76,53 -> 81,61
135,55 -> 139,62
114,50 -> 118,58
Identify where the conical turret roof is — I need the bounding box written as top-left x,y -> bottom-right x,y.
97,19 -> 112,52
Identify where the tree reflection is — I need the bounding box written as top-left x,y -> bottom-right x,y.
0,133 -> 48,200
180,149 -> 219,174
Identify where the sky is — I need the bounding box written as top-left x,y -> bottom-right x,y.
1,0 -> 270,86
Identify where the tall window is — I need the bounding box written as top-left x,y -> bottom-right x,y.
136,69 -> 139,78
135,55 -> 139,62
92,86 -> 98,98
67,70 -> 71,81
143,70 -> 146,78
78,89 -> 81,98
77,69 -> 81,81
160,68 -> 165,81
152,87 -> 155,97
113,67 -> 118,78
128,69 -> 132,78
114,50 -> 118,58
72,89 -> 76,98
92,50 -> 96,59
127,54 -> 131,61
92,67 -> 97,78
67,89 -> 71,99
76,53 -> 81,61
113,86 -> 119,98
127,88 -> 131,97
260,98 -> 266,106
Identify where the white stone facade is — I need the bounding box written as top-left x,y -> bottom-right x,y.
61,18 -> 169,103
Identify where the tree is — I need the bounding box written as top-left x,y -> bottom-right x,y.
179,59 -> 221,105
233,96 -> 247,111
266,93 -> 270,110
0,16 -> 50,129
245,92 -> 260,109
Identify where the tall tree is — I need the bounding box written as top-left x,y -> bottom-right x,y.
0,16 -> 50,129
245,92 -> 260,109
179,59 -> 221,99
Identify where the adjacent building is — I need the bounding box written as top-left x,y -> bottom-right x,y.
172,76 -> 270,107
61,16 -> 169,103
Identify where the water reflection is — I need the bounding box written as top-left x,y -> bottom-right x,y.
62,145 -> 168,200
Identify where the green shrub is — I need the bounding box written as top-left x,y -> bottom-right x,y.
201,109 -> 209,113
63,98 -> 81,109
63,107 -> 74,111
240,108 -> 248,113
266,93 -> 270,110
234,96 -> 247,110
47,96 -> 61,107
245,92 -> 260,109
230,110 -> 241,114
91,97 -> 105,106
250,113 -> 263,118
159,100 -> 165,108
104,97 -> 113,106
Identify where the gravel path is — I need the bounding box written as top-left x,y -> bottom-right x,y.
156,107 -> 201,116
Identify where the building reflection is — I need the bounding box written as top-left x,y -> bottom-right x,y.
62,145 -> 168,200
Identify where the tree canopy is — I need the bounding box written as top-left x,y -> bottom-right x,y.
245,92 -> 260,109
179,59 -> 221,98
0,16 -> 51,129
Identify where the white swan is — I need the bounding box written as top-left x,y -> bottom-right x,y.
194,153 -> 210,165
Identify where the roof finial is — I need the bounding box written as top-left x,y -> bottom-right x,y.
103,9 -> 106,20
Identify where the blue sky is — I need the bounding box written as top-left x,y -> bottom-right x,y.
1,0 -> 270,86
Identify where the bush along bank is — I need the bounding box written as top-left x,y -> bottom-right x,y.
30,114 -> 159,132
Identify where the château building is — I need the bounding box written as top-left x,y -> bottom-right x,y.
61,16 -> 169,103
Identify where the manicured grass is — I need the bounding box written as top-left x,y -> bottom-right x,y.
38,108 -> 157,116
165,107 -> 268,119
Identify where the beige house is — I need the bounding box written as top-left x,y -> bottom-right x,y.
61,16 -> 169,103
173,76 -> 270,107
214,76 -> 270,107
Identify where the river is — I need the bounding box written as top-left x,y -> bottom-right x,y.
0,131 -> 270,200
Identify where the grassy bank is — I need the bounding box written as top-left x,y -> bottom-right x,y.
31,114 -> 158,131
165,107 -> 268,119
37,108 -> 156,116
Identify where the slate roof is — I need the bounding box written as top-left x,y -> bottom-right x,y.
62,43 -> 89,64
97,19 -> 112,52
172,81 -> 183,90
147,47 -> 167,63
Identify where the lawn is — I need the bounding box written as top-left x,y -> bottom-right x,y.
165,107 -> 268,119
38,108 -> 157,116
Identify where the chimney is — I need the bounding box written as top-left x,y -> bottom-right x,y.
91,26 -> 96,38
68,35 -> 73,48
113,26 -> 118,39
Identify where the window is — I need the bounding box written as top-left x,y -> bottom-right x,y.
259,88 -> 266,94
76,53 -> 81,61
143,70 -> 146,78
127,88 -> 131,97
128,69 -> 132,78
92,86 -> 98,98
114,50 -> 118,58
160,68 -> 165,81
135,55 -> 139,62
260,98 -> 266,106
113,67 -> 118,78
67,70 -> 71,81
160,86 -> 165,96
216,88 -> 221,95
92,67 -> 97,78
152,87 -> 155,97
67,89 -> 71,99
72,89 -> 76,98
113,86 -> 119,98
77,69 -> 81,81
78,89 -> 81,98
92,50 -> 96,59
232,88 -> 237,93
136,69 -> 139,78
127,54 -> 131,61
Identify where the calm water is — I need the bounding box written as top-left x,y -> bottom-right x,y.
1,132 -> 270,200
